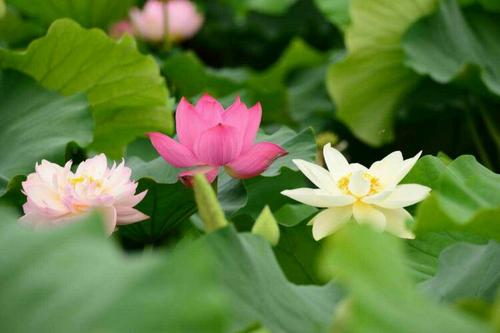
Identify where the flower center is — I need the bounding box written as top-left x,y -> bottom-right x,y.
337,172 -> 382,196
69,175 -> 103,188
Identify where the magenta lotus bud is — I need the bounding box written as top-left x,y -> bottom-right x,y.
129,0 -> 204,43
149,95 -> 288,185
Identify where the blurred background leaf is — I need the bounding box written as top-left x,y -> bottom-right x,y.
0,207 -> 228,332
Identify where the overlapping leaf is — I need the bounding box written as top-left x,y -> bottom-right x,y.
419,241 -> 500,303
412,156 -> 500,240
403,0 -> 500,96
0,208 -> 228,332
202,226 -> 343,333
326,0 -> 437,146
0,70 -> 92,195
319,224 -> 493,332
0,19 -> 172,157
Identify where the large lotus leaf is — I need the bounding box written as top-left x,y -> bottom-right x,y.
414,156 -> 500,240
419,241 -> 500,303
202,225 -> 343,333
326,0 -> 437,146
0,70 -> 92,195
6,0 -> 134,28
0,19 -> 172,157
403,0 -> 500,96
0,208 -> 228,332
319,224 -> 493,333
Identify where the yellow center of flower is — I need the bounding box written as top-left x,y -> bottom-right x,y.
69,175 -> 103,188
337,172 -> 382,196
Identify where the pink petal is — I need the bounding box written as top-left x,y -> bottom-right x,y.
178,166 -> 219,186
116,207 -> 149,225
225,142 -> 287,179
176,97 -> 207,149
195,94 -> 224,127
222,97 -> 248,132
149,132 -> 199,168
241,102 -> 262,151
194,124 -> 241,166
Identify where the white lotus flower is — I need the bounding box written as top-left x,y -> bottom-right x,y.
281,144 -> 431,240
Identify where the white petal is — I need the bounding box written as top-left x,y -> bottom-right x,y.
311,206 -> 352,240
349,163 -> 367,172
292,159 -> 338,192
393,151 -> 422,185
361,190 -> 393,205
281,188 -> 355,208
368,151 -> 404,187
323,143 -> 350,178
379,208 -> 414,239
371,184 -> 431,209
348,170 -> 370,197
352,202 -> 386,231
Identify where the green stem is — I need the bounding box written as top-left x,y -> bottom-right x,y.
465,103 -> 494,169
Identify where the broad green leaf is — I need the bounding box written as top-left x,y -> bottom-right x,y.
118,179 -> 196,245
314,0 -> 350,30
414,156 -> 500,240
0,70 -> 92,195
403,0 -> 500,96
327,0 -> 437,146
118,155 -> 194,244
0,19 -> 172,157
0,0 -> 5,18
0,208 -> 228,332
6,0 -> 134,28
419,241 -> 500,302
252,206 -> 280,246
275,219 -> 322,285
319,224 -> 493,333
203,225 -> 343,333
402,155 -> 448,188
194,174 -> 228,232
404,231 -> 486,282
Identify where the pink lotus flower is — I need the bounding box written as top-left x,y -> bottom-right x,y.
149,95 -> 288,185
20,155 -> 148,234
109,20 -> 135,39
129,0 -> 204,43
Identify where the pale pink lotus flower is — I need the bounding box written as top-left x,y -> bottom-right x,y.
149,95 -> 288,185
20,154 -> 148,234
109,20 -> 135,39
129,0 -> 204,43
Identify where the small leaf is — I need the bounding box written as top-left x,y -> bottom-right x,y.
252,206 -> 280,246
193,174 -> 228,232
